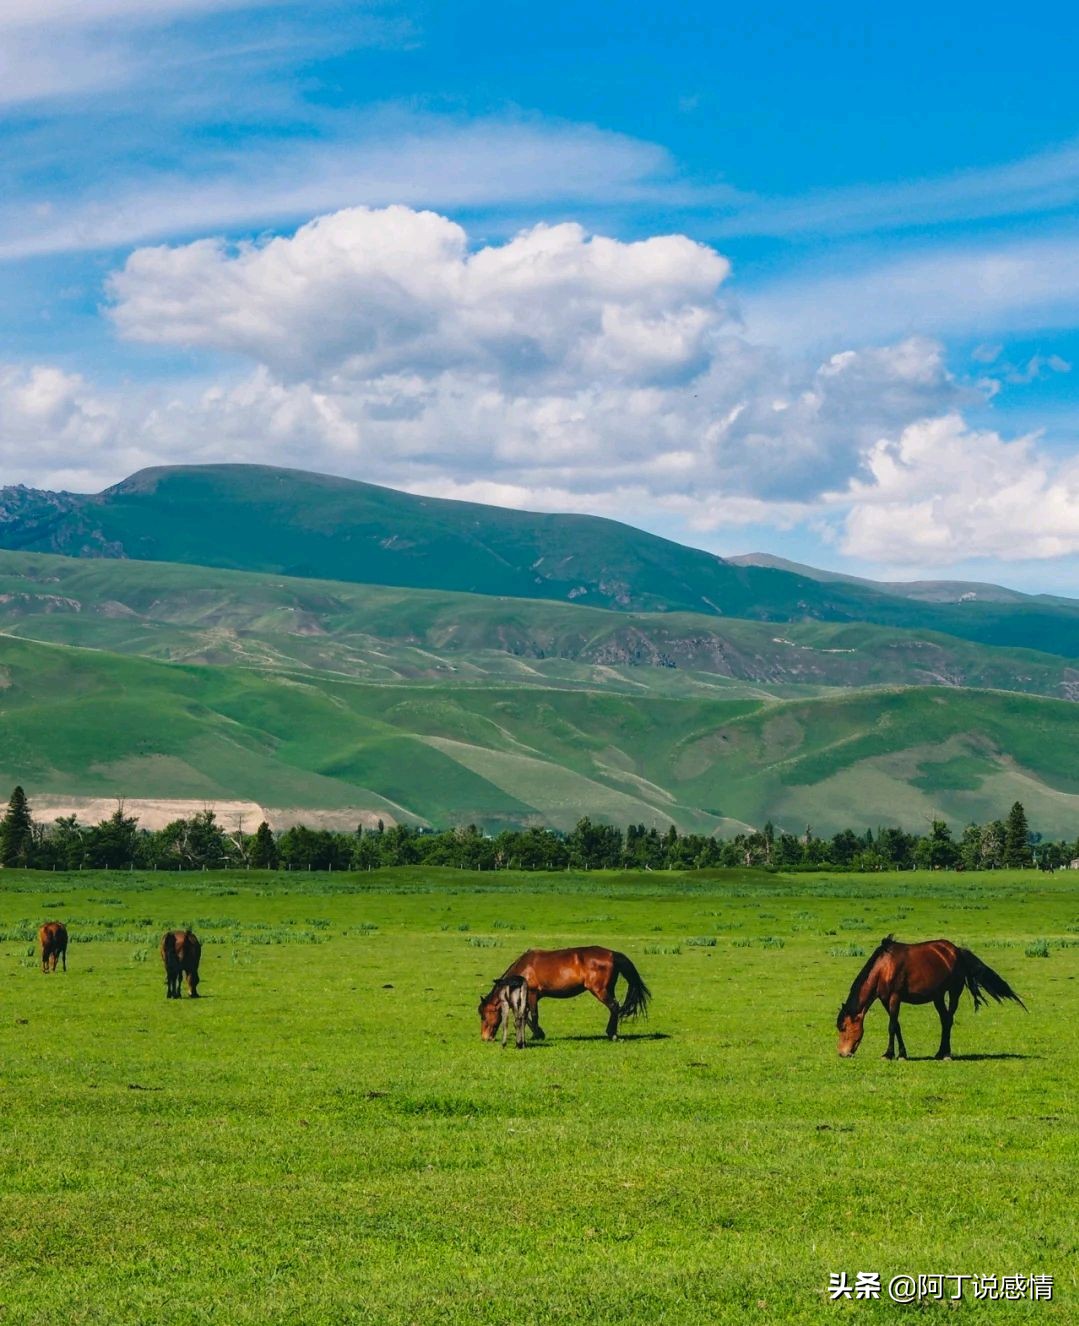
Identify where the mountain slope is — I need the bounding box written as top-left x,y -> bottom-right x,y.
2,633 -> 1078,835
4,464 -> 1079,656
1,548 -> 1077,701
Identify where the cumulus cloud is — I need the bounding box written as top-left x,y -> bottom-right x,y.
5,205 -> 1075,576
836,414 -> 1079,564
103,205 -> 964,508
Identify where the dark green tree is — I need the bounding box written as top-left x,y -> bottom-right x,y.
250,821 -> 278,869
914,820 -> 959,870
85,802 -> 139,869
0,786 -> 35,867
1003,801 -> 1031,867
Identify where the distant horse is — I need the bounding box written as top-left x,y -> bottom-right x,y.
496,974 -> 530,1049
837,935 -> 1025,1060
39,921 -> 68,973
161,930 -> 201,999
480,947 -> 650,1042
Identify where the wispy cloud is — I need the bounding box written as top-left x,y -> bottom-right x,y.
710,137 -> 1079,240
0,114 -> 708,260
743,229 -> 1079,348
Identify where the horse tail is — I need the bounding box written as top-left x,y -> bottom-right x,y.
957,948 -> 1026,1012
614,952 -> 651,1020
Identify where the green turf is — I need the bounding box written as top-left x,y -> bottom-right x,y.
0,867 -> 1074,1324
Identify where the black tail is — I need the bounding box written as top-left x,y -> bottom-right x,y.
614,951 -> 651,1020
958,948 -> 1027,1012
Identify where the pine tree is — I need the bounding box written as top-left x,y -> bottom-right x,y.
0,786 -> 35,867
250,821 -> 278,869
1003,801 -> 1031,867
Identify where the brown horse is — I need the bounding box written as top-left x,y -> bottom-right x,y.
837,935 -> 1025,1060
39,921 -> 68,973
161,930 -> 201,999
479,946 -> 650,1042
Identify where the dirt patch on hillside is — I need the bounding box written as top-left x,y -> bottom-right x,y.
29,796 -> 395,831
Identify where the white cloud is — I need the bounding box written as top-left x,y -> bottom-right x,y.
836,414 -> 1079,564
101,205 -> 963,508
4,206 -> 1076,580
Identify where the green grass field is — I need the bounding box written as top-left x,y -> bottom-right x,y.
0,867 -> 1074,1323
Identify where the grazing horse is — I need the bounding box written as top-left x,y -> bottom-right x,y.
837,935 -> 1025,1060
479,946 -> 650,1042
39,921 -> 68,973
161,930 -> 201,999
497,974 -> 530,1049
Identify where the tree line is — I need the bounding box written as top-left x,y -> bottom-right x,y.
0,786 -> 1073,873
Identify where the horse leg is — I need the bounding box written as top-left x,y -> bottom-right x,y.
527,989 -> 545,1040
61,946 -> 66,973
883,994 -> 906,1059
515,1008 -> 526,1049
933,995 -> 954,1060
588,975 -> 621,1040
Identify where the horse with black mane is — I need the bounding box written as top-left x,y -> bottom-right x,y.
479,946 -> 650,1042
836,934 -> 1025,1060
161,929 -> 201,999
39,921 -> 67,973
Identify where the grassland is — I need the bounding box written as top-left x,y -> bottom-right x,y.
0,866 -> 1074,1324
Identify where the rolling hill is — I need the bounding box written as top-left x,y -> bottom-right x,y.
3,463 -> 1079,656
1,631 -> 1078,835
0,548 -> 1077,702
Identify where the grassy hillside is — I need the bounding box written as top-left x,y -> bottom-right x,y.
2,548 -> 1077,703
4,464 -> 1079,655
2,632 -> 1078,834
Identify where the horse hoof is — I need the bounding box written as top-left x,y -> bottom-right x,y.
881,1052 -> 894,1060
936,1054 -> 952,1061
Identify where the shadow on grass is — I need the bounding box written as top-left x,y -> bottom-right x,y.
550,1031 -> 672,1043
903,1052 -> 1034,1062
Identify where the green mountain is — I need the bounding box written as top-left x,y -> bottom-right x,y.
1,548 -> 1077,702
4,464 -> 1079,656
2,632 -> 1077,835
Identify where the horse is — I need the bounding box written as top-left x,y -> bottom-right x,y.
479,946 -> 650,1042
161,930 -> 201,999
836,935 -> 1025,1060
497,974 -> 530,1049
39,921 -> 68,973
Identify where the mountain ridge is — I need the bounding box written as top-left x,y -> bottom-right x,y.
2,463 -> 1078,657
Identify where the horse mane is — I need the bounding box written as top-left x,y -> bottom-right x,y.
836,935 -> 896,1027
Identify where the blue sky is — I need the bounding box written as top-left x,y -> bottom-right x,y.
2,0 -> 1078,590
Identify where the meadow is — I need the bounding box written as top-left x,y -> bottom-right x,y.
0,866 -> 1075,1324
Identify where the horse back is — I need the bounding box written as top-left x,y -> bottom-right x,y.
891,939 -> 961,998
504,945 -> 615,994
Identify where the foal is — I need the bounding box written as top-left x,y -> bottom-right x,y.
497,975 -> 530,1049
837,935 -> 1025,1059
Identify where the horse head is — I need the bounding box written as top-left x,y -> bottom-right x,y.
836,1004 -> 866,1057
478,982 -> 504,1041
